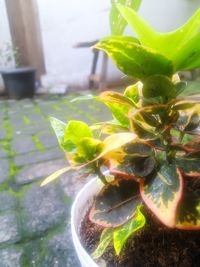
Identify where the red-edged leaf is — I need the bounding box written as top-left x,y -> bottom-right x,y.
176,157 -> 200,177
110,156 -> 156,180
140,163 -> 183,227
176,185 -> 200,230
106,141 -> 155,180
89,178 -> 141,227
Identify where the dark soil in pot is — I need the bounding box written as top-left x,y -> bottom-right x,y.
80,208 -> 200,267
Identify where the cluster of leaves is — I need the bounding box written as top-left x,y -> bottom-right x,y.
42,3 -> 200,258
0,42 -> 19,68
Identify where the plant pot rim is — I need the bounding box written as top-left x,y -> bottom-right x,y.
1,67 -> 35,75
71,178 -> 101,267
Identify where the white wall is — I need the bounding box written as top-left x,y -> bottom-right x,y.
0,0 -> 12,91
1,0 -> 200,93
37,0 -> 200,92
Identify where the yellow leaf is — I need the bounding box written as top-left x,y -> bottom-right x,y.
41,167 -> 72,186
98,133 -> 137,159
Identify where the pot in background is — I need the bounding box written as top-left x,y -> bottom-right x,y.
1,67 -> 36,99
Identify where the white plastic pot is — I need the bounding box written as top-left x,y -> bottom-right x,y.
71,178 -> 102,267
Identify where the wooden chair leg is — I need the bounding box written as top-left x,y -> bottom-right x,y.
89,49 -> 99,89
99,52 -> 108,91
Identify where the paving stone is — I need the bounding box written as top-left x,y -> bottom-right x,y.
0,126 -> 6,140
15,158 -> 67,185
13,125 -> 48,135
0,192 -> 16,212
0,95 -> 112,265
38,132 -> 58,149
20,183 -> 67,237
0,146 -> 7,158
0,247 -> 22,267
26,112 -> 44,122
60,173 -> 91,201
0,213 -> 20,245
11,135 -> 36,154
14,147 -> 64,167
0,159 -> 9,184
44,224 -> 81,267
19,239 -> 46,267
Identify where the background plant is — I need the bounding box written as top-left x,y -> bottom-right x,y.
0,42 -> 19,69
42,2 -> 200,258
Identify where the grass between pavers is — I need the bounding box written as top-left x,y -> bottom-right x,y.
22,115 -> 30,125
62,100 -> 98,123
1,103 -> 21,184
19,221 -> 69,267
32,134 -> 45,152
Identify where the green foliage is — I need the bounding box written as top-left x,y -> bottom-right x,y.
117,4 -> 200,71
92,228 -> 114,259
47,3 -> 200,259
90,178 -> 141,227
96,36 -> 174,80
113,205 -> 145,255
92,205 -> 146,258
110,0 -> 142,35
140,163 -> 183,227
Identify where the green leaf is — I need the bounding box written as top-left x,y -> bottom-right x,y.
92,228 -> 114,259
105,102 -> 130,127
124,82 -> 141,103
77,137 -> 102,161
50,117 -> 66,150
117,4 -> 158,48
142,75 -> 176,100
176,186 -> 200,230
64,120 -> 93,150
108,141 -> 155,179
90,178 -> 142,227
172,100 -> 198,111
98,91 -> 135,107
91,121 -> 128,135
131,120 -> 157,139
96,36 -> 174,80
110,0 -> 142,35
176,157 -> 200,177
117,4 -> 200,61
140,163 -> 183,227
175,32 -> 200,71
113,205 -> 146,255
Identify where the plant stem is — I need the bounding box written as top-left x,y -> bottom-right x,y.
95,165 -> 108,185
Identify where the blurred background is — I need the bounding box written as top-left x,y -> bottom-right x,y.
0,1 -> 200,266
1,0 -> 200,95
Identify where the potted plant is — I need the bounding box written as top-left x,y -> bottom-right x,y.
0,42 -> 36,99
42,2 -> 200,266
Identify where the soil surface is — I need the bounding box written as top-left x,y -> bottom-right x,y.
80,208 -> 200,267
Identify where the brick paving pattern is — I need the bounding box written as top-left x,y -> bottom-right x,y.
0,94 -> 111,266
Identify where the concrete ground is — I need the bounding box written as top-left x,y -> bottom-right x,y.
0,94 -> 111,267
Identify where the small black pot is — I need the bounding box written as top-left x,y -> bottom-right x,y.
1,67 -> 36,99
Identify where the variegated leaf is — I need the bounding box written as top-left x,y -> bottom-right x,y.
176,186 -> 200,230
140,163 -> 183,227
90,178 -> 141,227
176,157 -> 200,177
